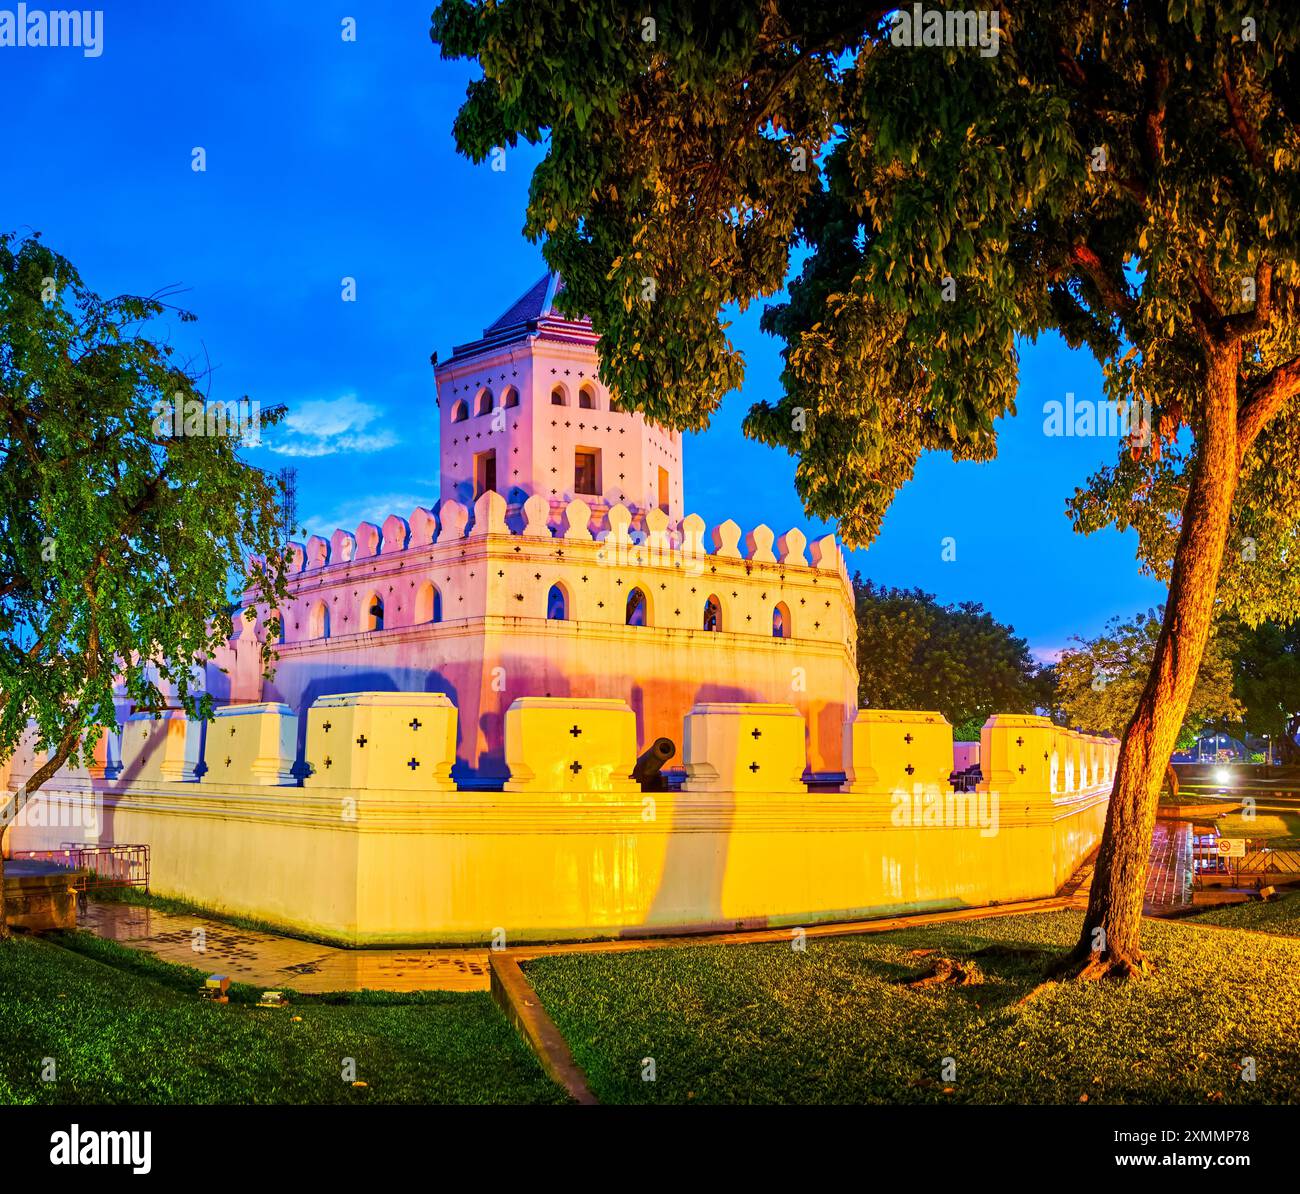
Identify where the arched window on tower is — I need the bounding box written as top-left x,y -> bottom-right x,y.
415,582 -> 442,625
308,600 -> 330,640
578,383 -> 597,409
626,587 -> 648,627
551,384 -> 567,406
364,593 -> 384,632
772,602 -> 791,639
476,387 -> 494,416
502,386 -> 520,408
703,596 -> 722,632
547,583 -> 567,621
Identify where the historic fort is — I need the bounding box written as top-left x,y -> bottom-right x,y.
2,274 -> 1117,945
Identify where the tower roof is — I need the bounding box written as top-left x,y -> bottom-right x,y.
447,271 -> 596,362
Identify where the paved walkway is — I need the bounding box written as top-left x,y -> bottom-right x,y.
1144,819 -> 1194,912
79,903 -> 491,993
76,887 -> 1089,994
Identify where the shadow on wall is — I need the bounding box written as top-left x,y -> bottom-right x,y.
285,670 -> 459,781
641,775 -> 738,939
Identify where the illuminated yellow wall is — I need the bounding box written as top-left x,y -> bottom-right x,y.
4,697 -> 1117,946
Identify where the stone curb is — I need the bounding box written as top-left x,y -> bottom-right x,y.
489,953 -> 598,1105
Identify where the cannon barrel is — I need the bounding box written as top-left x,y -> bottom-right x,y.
633,737 -> 676,791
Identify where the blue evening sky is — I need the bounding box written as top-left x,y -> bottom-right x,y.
0,3 -> 1165,659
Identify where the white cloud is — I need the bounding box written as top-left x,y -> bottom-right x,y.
1030,645 -> 1066,665
268,394 -> 398,458
302,492 -> 431,539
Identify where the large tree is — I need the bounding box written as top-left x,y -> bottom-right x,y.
853,575 -> 1044,736
0,233 -> 288,934
432,0 -> 1300,976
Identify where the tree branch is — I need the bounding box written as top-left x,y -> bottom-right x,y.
1238,352 -> 1300,455
1222,69 -> 1267,171
1069,243 -> 1137,320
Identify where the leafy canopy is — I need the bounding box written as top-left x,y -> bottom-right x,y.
852,575 -> 1046,738
433,0 -> 1300,602
1231,620 -> 1300,761
0,233 -> 287,784
1053,608 -> 1241,745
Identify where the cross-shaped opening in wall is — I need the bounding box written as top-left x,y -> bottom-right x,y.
569,725 -> 582,737
322,722 -> 332,733
749,762 -> 760,773
751,728 -> 762,739
569,760 -> 582,774
408,758 -> 420,770
1016,736 -> 1025,746
904,733 -> 913,745
1018,764 -> 1026,774
324,757 -> 333,769
409,718 -> 422,731
356,735 -> 368,748
905,764 -> 915,775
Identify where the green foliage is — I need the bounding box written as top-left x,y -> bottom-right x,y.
1231,620 -> 1300,762
0,233 -> 288,790
525,910 -> 1300,1103
851,574 -> 1044,730
433,0 -> 1300,575
1054,608 -> 1241,737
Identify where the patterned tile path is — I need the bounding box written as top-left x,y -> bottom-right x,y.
1144,819 -> 1194,912
79,902 -> 491,993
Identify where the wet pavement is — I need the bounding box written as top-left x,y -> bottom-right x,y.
1144,819 -> 1194,912
79,902 -> 491,993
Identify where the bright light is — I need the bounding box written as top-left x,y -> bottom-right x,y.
1214,767 -> 1231,785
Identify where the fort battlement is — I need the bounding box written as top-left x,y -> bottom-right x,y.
5,697 -> 1116,946
259,492 -> 852,653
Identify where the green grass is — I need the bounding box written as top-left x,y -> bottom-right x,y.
0,933 -> 567,1105
1189,891 -> 1300,938
525,911 -> 1300,1104
1214,811 -> 1300,849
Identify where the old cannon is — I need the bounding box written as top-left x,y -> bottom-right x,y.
633,737 -> 676,792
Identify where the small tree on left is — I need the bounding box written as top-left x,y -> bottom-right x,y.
0,233 -> 288,935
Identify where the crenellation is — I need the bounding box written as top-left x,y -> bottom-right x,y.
355,521 -> 382,558
381,514 -> 410,553
777,528 -> 807,566
409,506 -> 438,546
330,528 -> 356,564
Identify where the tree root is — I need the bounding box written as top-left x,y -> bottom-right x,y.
905,956 -> 984,988
1050,948 -> 1152,982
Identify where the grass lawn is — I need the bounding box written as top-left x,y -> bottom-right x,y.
1214,810 -> 1300,848
1189,892 -> 1300,938
0,933 -> 567,1105
525,911 -> 1300,1105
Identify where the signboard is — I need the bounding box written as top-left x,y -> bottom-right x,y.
1216,837 -> 1246,858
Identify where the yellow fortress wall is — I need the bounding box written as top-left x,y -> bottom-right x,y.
3,696 -> 1117,946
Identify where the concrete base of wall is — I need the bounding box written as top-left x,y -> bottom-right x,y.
7,778 -> 1109,947
2,863 -> 84,932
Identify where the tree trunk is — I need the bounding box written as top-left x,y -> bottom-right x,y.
0,825 -> 8,940
1070,347 -> 1241,978
1280,718 -> 1300,766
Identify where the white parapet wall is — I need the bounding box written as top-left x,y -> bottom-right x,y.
4,696 -> 1117,946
